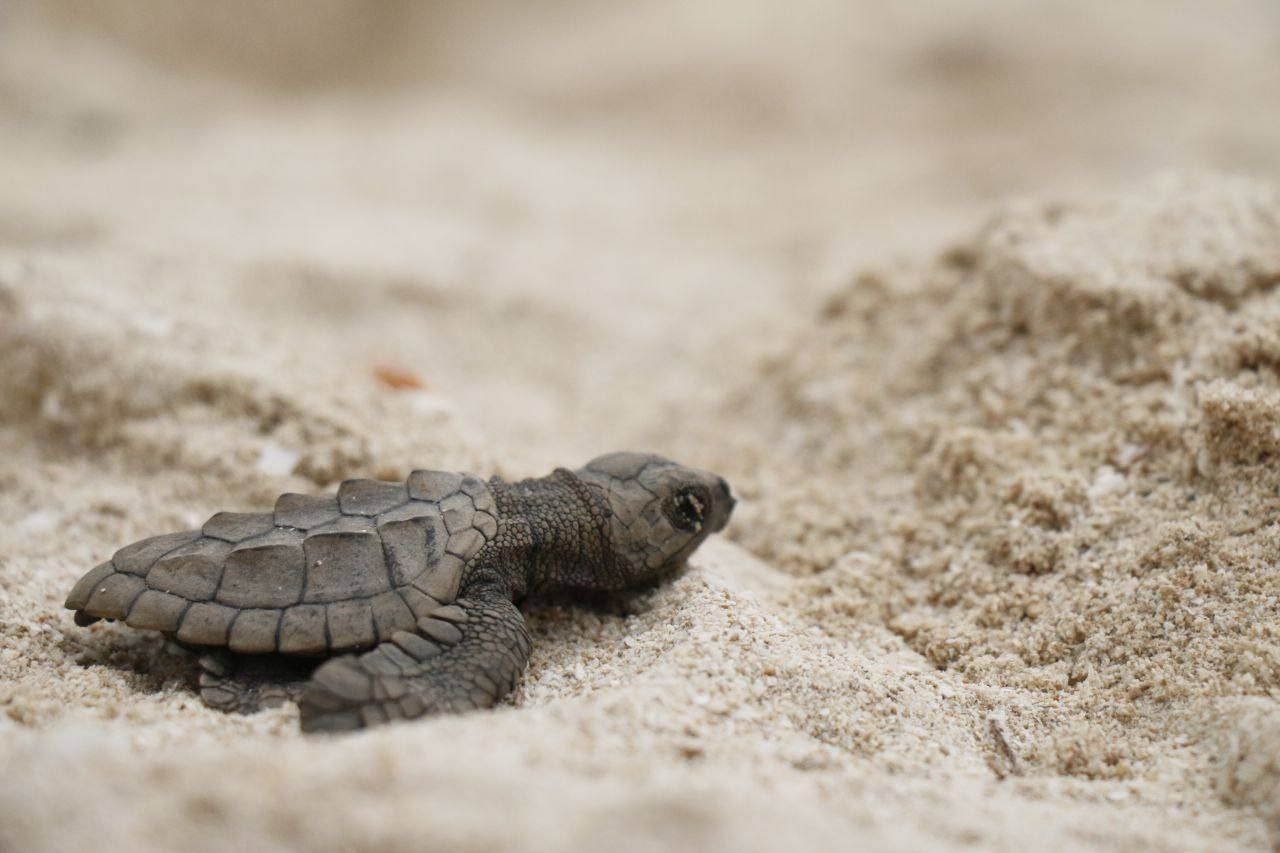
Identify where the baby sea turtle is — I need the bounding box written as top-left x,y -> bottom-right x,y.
65,452 -> 735,732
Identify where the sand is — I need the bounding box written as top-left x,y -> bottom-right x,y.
3,2 -> 1280,851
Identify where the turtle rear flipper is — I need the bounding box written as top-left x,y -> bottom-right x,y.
196,651 -> 317,714
298,595 -> 530,732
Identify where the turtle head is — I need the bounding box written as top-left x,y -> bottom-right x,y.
577,452 -> 735,587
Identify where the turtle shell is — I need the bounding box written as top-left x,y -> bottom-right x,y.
64,470 -> 499,656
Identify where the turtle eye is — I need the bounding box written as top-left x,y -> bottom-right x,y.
669,489 -> 706,532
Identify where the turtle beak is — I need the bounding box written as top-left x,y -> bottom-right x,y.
712,477 -> 736,532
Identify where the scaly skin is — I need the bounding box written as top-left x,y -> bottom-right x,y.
66,452 -> 735,732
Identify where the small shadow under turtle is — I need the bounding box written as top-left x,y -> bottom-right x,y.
63,621 -> 193,696
519,576 -> 674,652
63,620 -> 319,707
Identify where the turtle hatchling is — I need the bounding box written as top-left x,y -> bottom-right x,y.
65,452 -> 735,732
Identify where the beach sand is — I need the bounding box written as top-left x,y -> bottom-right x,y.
2,3 -> 1279,850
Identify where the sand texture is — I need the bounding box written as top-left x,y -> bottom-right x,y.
3,3 -> 1280,851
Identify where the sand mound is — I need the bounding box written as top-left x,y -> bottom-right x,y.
706,173 -> 1280,840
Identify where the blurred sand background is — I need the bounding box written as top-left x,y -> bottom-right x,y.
2,1 -> 1280,850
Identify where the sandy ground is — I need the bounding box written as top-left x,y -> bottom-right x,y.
2,2 -> 1280,851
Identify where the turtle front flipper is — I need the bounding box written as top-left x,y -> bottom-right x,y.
297,595 -> 531,733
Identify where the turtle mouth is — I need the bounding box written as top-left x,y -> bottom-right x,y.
710,477 -> 736,532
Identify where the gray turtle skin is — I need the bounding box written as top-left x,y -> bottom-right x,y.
65,452 -> 735,732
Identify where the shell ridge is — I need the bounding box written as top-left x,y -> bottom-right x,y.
207,539 -> 231,603
375,525 -> 401,595
226,608 -> 244,648
376,499 -> 450,594
111,532 -> 200,586
171,600 -> 196,639
121,579 -> 149,621
149,534 -> 205,574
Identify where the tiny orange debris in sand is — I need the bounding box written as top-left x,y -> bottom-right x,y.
372,363 -> 429,391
